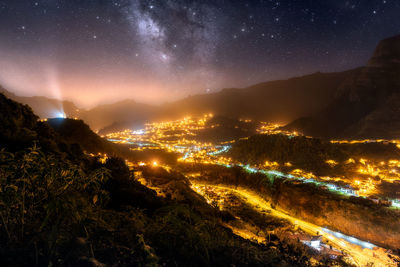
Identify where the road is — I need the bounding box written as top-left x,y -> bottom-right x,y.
190,181 -> 398,267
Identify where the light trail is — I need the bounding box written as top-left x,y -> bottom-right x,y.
321,228 -> 375,250
190,181 -> 398,267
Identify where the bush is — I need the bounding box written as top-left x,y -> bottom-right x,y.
0,145 -> 109,266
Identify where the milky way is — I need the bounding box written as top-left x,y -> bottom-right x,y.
0,0 -> 399,107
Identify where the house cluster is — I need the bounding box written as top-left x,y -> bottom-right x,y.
288,232 -> 344,259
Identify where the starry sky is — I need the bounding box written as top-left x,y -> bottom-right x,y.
0,0 -> 399,107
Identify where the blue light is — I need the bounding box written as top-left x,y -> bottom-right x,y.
54,111 -> 66,118
267,170 -> 286,177
392,200 -> 400,208
321,228 -> 376,249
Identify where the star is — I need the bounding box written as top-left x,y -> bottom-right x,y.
1,0 -> 400,107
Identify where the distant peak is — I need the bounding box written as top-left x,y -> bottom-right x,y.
120,99 -> 137,104
368,34 -> 400,68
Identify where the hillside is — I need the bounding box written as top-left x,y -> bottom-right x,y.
1,68 -> 359,134
1,93 -> 338,266
82,70 -> 359,133
47,118 -> 112,154
162,69 -> 360,124
285,34 -> 400,139
79,99 -> 159,132
91,69 -> 359,133
0,86 -> 79,119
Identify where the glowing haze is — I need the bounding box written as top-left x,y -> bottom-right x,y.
1,0 -> 400,107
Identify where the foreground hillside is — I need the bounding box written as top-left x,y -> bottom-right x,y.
0,93 -> 340,266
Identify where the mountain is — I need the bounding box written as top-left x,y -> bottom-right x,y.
0,86 -> 157,132
46,118 -> 113,154
284,34 -> 400,139
79,99 -> 159,132
163,69 -> 359,123
0,68 -> 359,134
0,92 -> 40,151
0,86 -> 79,119
90,69 -> 359,134
190,115 -> 258,143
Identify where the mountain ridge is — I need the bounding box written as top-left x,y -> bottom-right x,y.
0,85 -> 79,119
3,32 -> 399,138
1,69 -> 359,133
284,34 -> 400,139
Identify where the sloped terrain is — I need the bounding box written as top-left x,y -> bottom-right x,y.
285,35 -> 400,139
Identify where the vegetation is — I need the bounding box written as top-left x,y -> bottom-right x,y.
0,145 -> 336,266
0,146 -> 110,266
0,93 -> 340,266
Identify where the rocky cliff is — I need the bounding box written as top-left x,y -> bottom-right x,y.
285,34 -> 400,139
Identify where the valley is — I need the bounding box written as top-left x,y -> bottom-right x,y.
103,113 -> 400,265
1,8 -> 400,264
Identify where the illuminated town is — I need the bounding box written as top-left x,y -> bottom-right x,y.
106,114 -> 400,204
104,114 -> 400,266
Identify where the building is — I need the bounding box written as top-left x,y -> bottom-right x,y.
310,235 -> 322,248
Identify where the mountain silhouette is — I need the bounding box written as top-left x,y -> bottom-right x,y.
285,34 -> 400,139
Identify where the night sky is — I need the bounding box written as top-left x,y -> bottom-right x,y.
0,0 -> 399,107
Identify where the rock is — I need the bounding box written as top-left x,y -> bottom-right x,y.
284,34 -> 400,139
368,35 -> 400,68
